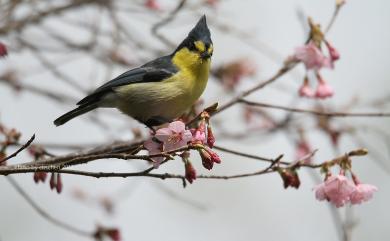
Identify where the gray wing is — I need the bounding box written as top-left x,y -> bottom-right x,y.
77,55 -> 177,105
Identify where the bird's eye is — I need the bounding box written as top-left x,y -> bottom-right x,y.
188,42 -> 197,51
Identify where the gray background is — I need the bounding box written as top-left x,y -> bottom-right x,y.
0,0 -> 389,241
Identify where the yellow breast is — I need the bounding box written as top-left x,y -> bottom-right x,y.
170,47 -> 210,106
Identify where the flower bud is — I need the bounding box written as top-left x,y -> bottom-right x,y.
49,173 -> 56,190
348,149 -> 368,156
56,174 -> 63,193
325,40 -> 340,62
208,149 -> 221,164
145,0 -> 160,11
0,42 -> 7,57
185,161 -> 197,184
33,172 -> 48,183
199,149 -> 213,170
278,168 -> 301,189
106,228 -> 121,241
207,126 -> 215,148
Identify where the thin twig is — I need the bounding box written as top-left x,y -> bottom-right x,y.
214,145 -> 287,164
151,0 -> 187,47
7,176 -> 92,237
240,100 -> 390,117
325,3 -> 344,34
214,63 -> 298,116
0,134 -> 35,164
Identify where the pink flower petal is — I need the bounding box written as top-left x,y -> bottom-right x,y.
144,138 -> 164,168
168,121 -> 186,134
294,42 -> 330,70
350,184 -> 378,204
315,82 -> 334,99
299,84 -> 315,98
314,183 -> 327,201
182,130 -> 193,143
155,127 -> 173,142
313,174 -> 357,208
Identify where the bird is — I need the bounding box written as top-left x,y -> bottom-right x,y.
54,15 -> 213,129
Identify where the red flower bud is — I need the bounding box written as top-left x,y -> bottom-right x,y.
325,40 -> 340,62
199,149 -> 213,170
185,161 -> 197,184
56,174 -> 63,193
278,168 -> 300,189
33,172 -> 48,183
0,42 -> 7,57
199,148 -> 221,170
207,126 -> 215,148
145,0 -> 160,11
208,150 -> 221,164
49,173 -> 56,190
106,228 -> 121,241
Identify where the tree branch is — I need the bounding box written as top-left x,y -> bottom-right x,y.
240,99 -> 390,117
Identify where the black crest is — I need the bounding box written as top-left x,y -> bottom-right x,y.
175,15 -> 212,52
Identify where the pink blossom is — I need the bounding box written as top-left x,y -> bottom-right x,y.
0,42 -> 7,57
314,183 -> 327,201
191,122 -> 206,144
298,80 -> 315,98
350,184 -> 378,205
294,42 -> 331,70
313,174 -> 356,208
144,0 -> 160,11
155,121 -> 192,151
315,76 -> 334,99
350,174 -> 378,204
145,121 -> 192,168
144,138 -> 164,168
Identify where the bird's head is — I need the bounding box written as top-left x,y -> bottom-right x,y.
173,15 -> 213,68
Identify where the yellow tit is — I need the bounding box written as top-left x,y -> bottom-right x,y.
54,15 -> 213,128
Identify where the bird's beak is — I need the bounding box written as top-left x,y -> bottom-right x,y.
200,51 -> 211,60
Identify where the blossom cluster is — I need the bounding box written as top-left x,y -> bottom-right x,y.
314,172 -> 377,208
144,113 -> 220,184
292,20 -> 340,99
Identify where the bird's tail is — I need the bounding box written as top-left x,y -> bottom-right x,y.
54,104 -> 98,126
